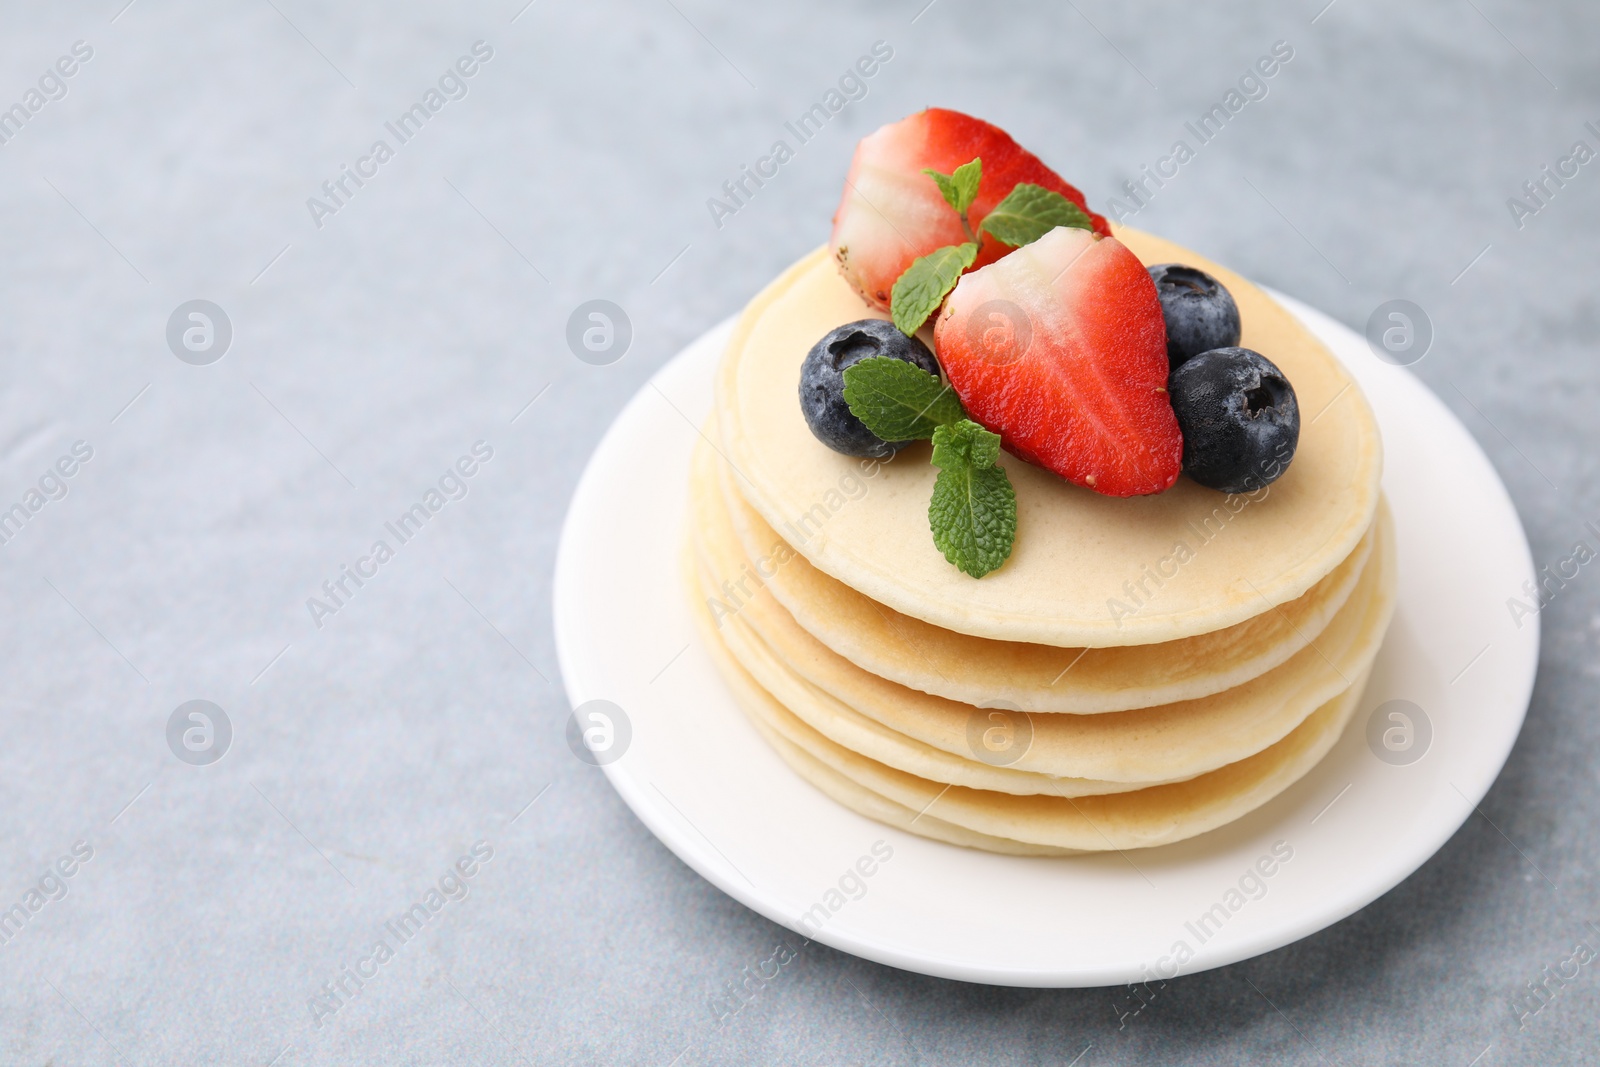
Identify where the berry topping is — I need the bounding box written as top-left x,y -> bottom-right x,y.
830,109 -> 1110,312
1168,347 -> 1300,494
933,226 -> 1183,497
1148,263 -> 1242,369
799,319 -> 941,457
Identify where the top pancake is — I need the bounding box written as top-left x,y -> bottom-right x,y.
715,227 -> 1383,647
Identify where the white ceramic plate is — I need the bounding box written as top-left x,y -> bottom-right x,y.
552,289 -> 1538,988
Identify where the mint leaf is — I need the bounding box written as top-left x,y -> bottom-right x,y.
979,183 -> 1095,247
842,356 -> 964,442
930,463 -> 1015,577
891,242 -> 978,335
922,170 -> 961,214
930,418 -> 1001,469
929,420 -> 1015,578
923,158 -> 982,216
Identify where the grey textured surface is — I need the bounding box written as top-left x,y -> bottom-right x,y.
0,0 -> 1594,1063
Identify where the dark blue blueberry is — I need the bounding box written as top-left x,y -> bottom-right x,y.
799,319 -> 941,458
1149,263 -> 1241,369
1169,347 -> 1299,494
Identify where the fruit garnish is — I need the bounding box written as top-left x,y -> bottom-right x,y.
1148,264 -> 1242,369
1168,347 -> 1299,494
841,356 -> 1016,577
831,108 -> 1109,313
799,320 -> 942,458
935,226 -> 1182,497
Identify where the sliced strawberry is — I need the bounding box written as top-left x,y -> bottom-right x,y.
933,227 -> 1181,497
830,108 -> 1111,311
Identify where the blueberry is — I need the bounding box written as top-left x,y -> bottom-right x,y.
1169,347 -> 1299,494
1149,264 -> 1241,369
799,319 -> 941,457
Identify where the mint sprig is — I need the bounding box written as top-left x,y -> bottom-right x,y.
887,162 -> 1095,336
924,158 -> 981,219
841,358 -> 1017,578
842,355 -> 965,440
929,420 -> 1016,579
890,242 -> 978,336
978,183 -> 1095,247
931,416 -> 1001,469
889,158 -> 984,336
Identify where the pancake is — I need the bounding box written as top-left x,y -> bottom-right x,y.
694,548 -> 1185,796
740,677 -> 1081,857
794,668 -> 1369,853
714,228 -> 1383,647
694,481 -> 1396,785
692,564 -> 1374,852
700,440 -> 1373,713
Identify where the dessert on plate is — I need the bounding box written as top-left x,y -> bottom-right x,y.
685,108 -> 1392,854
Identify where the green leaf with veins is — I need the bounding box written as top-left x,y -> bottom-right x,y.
931,417 -> 1002,469
928,419 -> 1016,578
842,356 -> 965,442
890,242 -> 978,336
979,183 -> 1096,247
923,157 -> 982,217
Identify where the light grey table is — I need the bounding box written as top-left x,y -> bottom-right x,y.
0,1 -> 1594,1063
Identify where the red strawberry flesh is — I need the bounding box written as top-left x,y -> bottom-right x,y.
831,108 -> 1111,310
933,227 -> 1182,497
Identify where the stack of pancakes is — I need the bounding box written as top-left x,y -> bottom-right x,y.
685,228 -> 1393,856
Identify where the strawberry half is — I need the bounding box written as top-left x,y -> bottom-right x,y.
933,227 -> 1182,497
830,108 -> 1110,311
